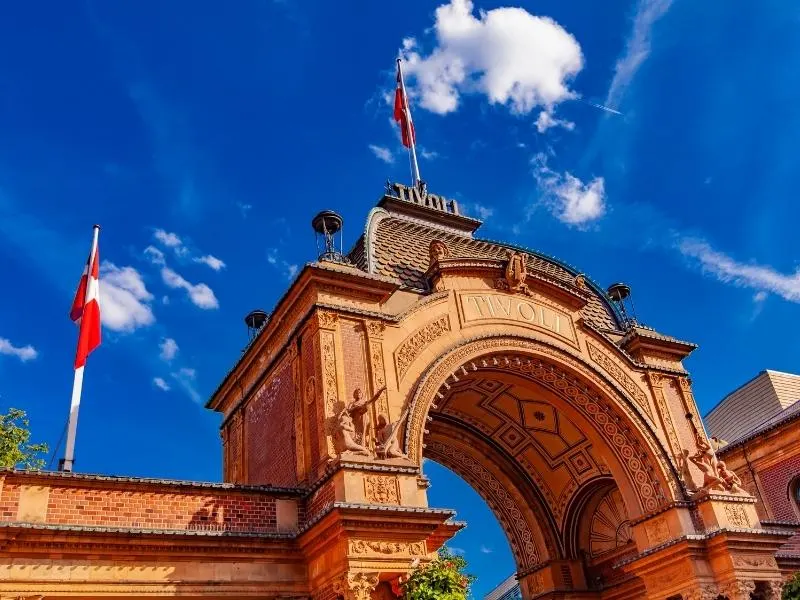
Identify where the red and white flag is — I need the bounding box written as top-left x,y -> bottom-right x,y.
70,226 -> 101,369
394,64 -> 416,148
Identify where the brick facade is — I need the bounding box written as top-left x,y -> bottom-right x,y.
760,454 -> 800,522
0,473 -> 297,533
246,356 -> 298,486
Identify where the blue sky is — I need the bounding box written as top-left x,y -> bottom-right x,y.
1,0 -> 799,596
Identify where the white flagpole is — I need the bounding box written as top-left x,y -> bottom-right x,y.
397,59 -> 421,186
60,224 -> 100,473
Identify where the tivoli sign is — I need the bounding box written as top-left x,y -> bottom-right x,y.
458,292 -> 577,344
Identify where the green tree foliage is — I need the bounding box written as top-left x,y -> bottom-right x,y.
784,572 -> 800,600
0,408 -> 48,470
401,548 -> 475,600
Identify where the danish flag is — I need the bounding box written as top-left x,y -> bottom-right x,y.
394,64 -> 416,148
70,226 -> 101,369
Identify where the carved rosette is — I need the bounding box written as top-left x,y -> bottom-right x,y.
719,579 -> 756,600
333,572 -> 380,600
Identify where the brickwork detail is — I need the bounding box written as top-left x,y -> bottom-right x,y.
246,356 -> 298,486
760,453 -> 800,521
0,480 -> 279,533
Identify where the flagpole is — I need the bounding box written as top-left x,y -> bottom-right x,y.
60,224 -> 100,473
397,59 -> 421,186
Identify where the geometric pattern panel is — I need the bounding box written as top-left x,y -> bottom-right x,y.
434,374 -> 601,525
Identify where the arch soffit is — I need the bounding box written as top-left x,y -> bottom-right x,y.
404,334 -> 681,517
425,423 -> 559,569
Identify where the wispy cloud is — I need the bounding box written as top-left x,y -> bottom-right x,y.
153,377 -> 171,391
400,0 -> 583,115
171,367 -> 202,403
161,267 -> 219,309
236,202 -> 253,218
144,245 -> 166,266
678,238 -> 800,303
154,229 -> 186,255
369,144 -> 395,164
532,153 -> 605,227
480,545 -> 493,554
100,262 -> 156,332
0,337 -> 38,362
465,203 -> 494,220
605,0 -> 673,109
420,147 -> 439,160
159,337 -> 179,361
267,248 -> 299,280
536,109 -> 575,133
192,254 -> 226,271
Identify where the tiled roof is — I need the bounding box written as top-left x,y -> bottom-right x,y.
349,210 -> 621,331
717,399 -> 800,452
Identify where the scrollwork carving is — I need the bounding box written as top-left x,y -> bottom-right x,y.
318,311 -> 340,329
719,579 -> 755,600
587,342 -> 651,417
724,504 -> 750,528
349,539 -> 425,556
682,584 -> 720,600
395,315 -> 451,382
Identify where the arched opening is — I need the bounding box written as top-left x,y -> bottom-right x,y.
408,340 -> 673,598
423,459 -> 517,599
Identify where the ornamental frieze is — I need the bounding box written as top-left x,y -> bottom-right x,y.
394,315 -> 451,382
587,341 -> 651,418
348,539 -> 425,556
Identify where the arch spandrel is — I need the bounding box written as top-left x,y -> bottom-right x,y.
402,334 -> 682,518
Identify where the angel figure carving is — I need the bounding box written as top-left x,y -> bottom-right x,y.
376,408 -> 410,459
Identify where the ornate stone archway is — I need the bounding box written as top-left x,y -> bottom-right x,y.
1,183 -> 792,600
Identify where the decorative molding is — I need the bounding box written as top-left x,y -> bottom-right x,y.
318,311 -> 340,330
348,539 -> 425,557
321,330 -> 339,458
589,488 -> 632,557
681,584 -> 720,600
333,572 -> 380,600
732,554 -> 777,569
719,579 -> 756,600
364,475 -> 399,505
587,342 -> 651,418
394,315 -> 451,382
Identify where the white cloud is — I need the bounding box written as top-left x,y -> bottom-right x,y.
605,0 -> 672,109
369,144 -> 395,164
480,545 -> 493,554
467,203 -> 494,220
532,153 -> 606,226
420,147 -> 439,160
678,239 -> 800,303
400,0 -> 583,115
161,267 -> 219,309
153,377 -> 171,391
236,202 -> 253,218
267,248 -> 299,280
193,254 -> 226,271
535,109 -> 575,133
753,291 -> 768,303
171,367 -> 201,403
144,245 -> 166,265
100,262 -> 156,332
0,338 -> 38,361
154,229 -> 184,250
159,337 -> 179,361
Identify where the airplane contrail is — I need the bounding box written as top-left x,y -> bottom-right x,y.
583,100 -> 623,116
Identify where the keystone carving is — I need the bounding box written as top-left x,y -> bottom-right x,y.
495,251 -> 532,296
333,572 -> 380,600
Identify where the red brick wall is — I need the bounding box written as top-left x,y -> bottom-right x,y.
304,480 -> 336,526
759,454 -> 800,522
246,356 -> 298,486
0,476 -> 285,533
340,319 -> 368,403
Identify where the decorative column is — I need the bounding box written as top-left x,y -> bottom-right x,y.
333,572 -> 380,600
719,578 -> 756,600
316,310 -> 341,468
681,584 -> 720,600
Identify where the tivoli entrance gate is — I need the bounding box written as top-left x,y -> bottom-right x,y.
0,183 -> 795,600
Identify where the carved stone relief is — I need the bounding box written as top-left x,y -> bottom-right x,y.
349,539 -> 425,556
495,251 -> 532,296
681,584 -> 720,600
732,554 -> 777,569
644,516 -> 670,546
587,342 -> 651,418
719,579 -> 756,600
589,488 -> 632,557
333,572 -> 380,600
724,504 -> 750,528
364,475 -> 400,505
394,315 -> 451,382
